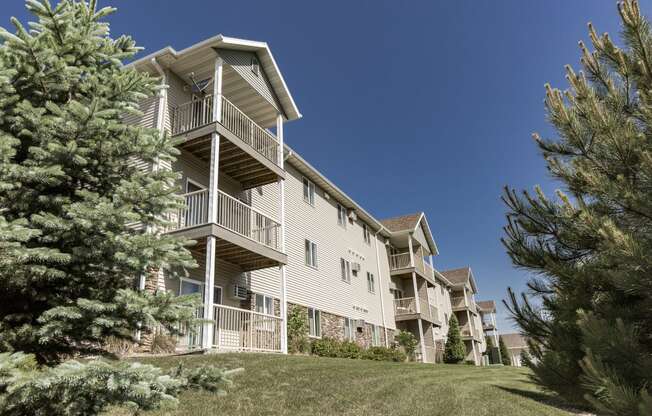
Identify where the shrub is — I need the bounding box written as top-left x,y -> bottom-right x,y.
150,333 -> 178,354
311,338 -> 340,358
0,352 -> 236,416
464,360 -> 475,365
395,330 -> 418,360
444,315 -> 466,364
287,306 -> 309,354
338,341 -> 362,359
362,346 -> 406,362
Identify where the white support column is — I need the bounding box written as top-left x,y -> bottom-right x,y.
408,234 -> 415,267
213,55 -> 223,123
412,271 -> 421,314
276,113 -> 288,354
417,318 -> 427,363
202,236 -> 217,349
373,231 -> 389,347
201,55 -> 223,351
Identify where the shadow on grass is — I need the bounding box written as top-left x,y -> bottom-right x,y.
495,386 -> 591,414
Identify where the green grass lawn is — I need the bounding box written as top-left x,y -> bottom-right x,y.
108,353 -> 580,416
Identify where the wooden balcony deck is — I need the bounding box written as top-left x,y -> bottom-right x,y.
165,189 -> 285,271
171,95 -> 283,190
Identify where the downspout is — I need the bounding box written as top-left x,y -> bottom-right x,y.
139,57 -> 168,293
373,230 -> 389,346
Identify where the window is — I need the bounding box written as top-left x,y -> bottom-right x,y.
308,307 -> 321,338
371,325 -> 381,346
363,224 -> 371,244
305,239 -> 318,268
340,258 -> 351,283
251,56 -> 259,76
337,204 -> 347,227
255,294 -> 273,315
179,278 -> 222,304
390,288 -> 404,300
366,272 -> 375,293
303,177 -> 315,205
344,317 -> 355,340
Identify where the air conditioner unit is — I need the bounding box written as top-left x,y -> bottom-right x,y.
356,319 -> 365,329
230,284 -> 248,300
351,262 -> 361,272
348,211 -> 357,221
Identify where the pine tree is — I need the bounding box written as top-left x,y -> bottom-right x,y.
498,336 -> 510,366
443,315 -> 465,364
502,1 -> 652,414
0,0 -> 198,363
485,336 -> 494,364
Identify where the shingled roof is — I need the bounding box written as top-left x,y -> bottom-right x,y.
379,212 -> 423,232
440,266 -> 478,293
476,300 -> 496,313
501,333 -> 528,349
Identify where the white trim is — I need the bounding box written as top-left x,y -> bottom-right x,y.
302,176 -> 316,207
185,177 -> 205,192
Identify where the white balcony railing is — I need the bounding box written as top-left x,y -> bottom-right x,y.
394,297 -> 417,315
213,304 -> 282,352
170,95 -> 280,167
389,252 -> 411,270
166,189 -> 281,251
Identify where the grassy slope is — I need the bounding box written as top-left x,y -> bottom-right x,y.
110,353 -> 575,416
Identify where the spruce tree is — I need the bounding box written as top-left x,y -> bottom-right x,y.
443,315 -> 465,364
485,336 -> 494,364
498,336 -> 510,366
502,1 -> 652,414
0,0 -> 198,363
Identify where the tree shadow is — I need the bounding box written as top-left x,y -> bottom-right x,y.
494,386 -> 592,414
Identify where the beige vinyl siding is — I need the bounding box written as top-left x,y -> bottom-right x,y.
412,222 -> 430,255
276,163 -> 393,328
217,49 -> 282,114
173,150 -> 241,196
166,71 -> 192,135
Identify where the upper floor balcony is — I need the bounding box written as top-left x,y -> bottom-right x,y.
460,325 -> 483,342
388,251 -> 436,284
393,296 -> 440,325
451,295 -> 478,315
170,94 -> 283,190
164,188 -> 285,271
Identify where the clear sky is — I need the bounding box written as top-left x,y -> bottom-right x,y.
3,1 -> 650,332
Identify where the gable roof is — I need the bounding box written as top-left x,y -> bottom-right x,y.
440,266 -> 478,293
501,333 -> 528,349
127,34 -> 301,122
380,213 -> 422,232
379,212 -> 438,255
476,300 -> 496,313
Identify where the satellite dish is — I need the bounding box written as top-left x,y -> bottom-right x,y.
188,72 -> 213,95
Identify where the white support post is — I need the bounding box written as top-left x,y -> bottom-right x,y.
202,236 -> 217,349
373,231 -> 389,347
417,318 -> 427,363
408,234 -> 415,267
276,113 -> 288,354
213,56 -> 223,123
412,271 -> 421,314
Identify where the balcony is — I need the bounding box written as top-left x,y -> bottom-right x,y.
460,325 -> 483,342
177,304 -> 282,353
389,252 -> 411,271
171,95 -> 283,189
393,297 -> 440,325
164,189 -> 284,270
451,296 -> 478,314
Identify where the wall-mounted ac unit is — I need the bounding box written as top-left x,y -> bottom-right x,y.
230,284 -> 248,300
356,319 -> 365,329
351,262 -> 361,272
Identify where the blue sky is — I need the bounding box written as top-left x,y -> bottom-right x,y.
3,1 -> 649,332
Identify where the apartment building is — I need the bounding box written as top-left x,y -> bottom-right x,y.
441,267 -> 487,364
127,35 -> 496,365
